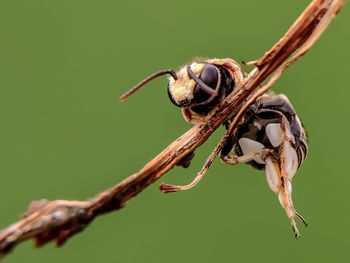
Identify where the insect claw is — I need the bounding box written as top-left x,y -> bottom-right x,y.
291,218 -> 301,239
293,228 -> 301,239
158,183 -> 180,193
295,211 -> 308,227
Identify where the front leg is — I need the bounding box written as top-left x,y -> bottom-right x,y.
182,108 -> 206,124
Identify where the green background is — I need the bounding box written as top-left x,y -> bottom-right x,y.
0,0 -> 348,262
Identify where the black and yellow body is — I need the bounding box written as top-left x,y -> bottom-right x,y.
121,57 -> 308,238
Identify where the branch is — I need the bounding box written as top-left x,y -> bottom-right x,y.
0,0 -> 344,259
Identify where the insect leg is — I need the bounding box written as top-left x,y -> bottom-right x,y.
159,142 -> 219,193
159,164 -> 208,193
182,108 -> 206,124
253,109 -> 307,237
265,157 -> 300,238
265,138 -> 307,238
278,142 -> 308,237
221,148 -> 272,165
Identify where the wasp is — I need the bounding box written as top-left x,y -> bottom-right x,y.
120,58 -> 308,238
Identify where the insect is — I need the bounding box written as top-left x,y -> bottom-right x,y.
120,58 -> 308,238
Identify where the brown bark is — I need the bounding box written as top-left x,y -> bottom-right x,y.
0,0 -> 345,259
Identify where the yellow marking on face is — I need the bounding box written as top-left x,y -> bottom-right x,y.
168,63 -> 204,105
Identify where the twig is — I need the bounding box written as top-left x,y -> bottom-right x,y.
0,0 -> 344,259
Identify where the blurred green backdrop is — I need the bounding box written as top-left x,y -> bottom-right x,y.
0,0 -> 349,262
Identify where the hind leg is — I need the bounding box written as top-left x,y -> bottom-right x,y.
263,122 -> 307,239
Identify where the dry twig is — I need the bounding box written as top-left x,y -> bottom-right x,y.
0,0 -> 345,259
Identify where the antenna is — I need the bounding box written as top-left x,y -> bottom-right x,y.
120,70 -> 178,102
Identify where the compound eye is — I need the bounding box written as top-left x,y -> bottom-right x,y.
193,64 -> 220,104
